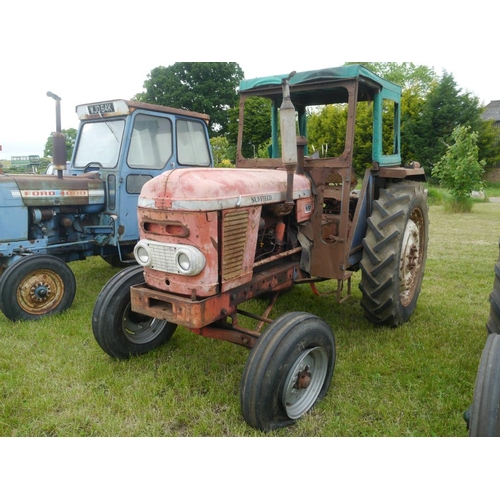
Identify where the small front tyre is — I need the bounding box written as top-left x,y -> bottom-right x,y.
240,312 -> 336,432
0,255 -> 76,321
92,266 -> 177,359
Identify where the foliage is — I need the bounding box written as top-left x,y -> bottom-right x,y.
347,62 -> 437,96
227,97 -> 272,159
477,118 -> 500,167
135,62 -> 244,138
424,185 -> 447,206
43,128 -> 77,160
433,125 -> 486,212
307,104 -> 348,158
210,136 -> 234,167
405,72 -> 484,176
39,156 -> 51,171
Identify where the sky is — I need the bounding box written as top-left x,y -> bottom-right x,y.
1,1 -> 498,160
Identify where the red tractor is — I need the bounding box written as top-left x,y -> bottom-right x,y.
92,65 -> 429,431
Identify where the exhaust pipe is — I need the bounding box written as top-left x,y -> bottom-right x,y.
280,72 -> 297,208
47,91 -> 66,180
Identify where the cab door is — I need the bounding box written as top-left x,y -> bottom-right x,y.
115,112 -> 212,244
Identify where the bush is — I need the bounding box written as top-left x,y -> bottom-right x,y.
443,196 -> 474,213
425,185 -> 446,205
433,125 -> 486,213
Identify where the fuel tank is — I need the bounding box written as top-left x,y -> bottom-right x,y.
2,173 -> 106,211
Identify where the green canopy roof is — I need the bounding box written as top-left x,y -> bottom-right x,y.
239,64 -> 400,99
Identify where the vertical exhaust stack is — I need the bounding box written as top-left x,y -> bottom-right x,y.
280,72 -> 297,208
47,91 -> 66,180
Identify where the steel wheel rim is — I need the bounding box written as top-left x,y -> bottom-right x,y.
399,208 -> 425,306
17,269 -> 64,315
282,346 -> 329,419
122,304 -> 169,345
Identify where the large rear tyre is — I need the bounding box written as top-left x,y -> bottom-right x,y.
468,333 -> 500,436
92,266 -> 177,359
0,255 -> 76,321
240,312 -> 335,432
486,240 -> 500,334
360,181 -> 429,326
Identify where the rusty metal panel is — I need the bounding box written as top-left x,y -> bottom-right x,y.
295,196 -> 314,223
130,283 -> 232,329
221,206 -> 261,292
130,261 -> 297,331
139,209 -> 220,297
222,210 -> 248,280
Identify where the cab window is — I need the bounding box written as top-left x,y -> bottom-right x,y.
128,114 -> 173,169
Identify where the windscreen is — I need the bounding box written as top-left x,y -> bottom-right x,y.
74,120 -> 125,169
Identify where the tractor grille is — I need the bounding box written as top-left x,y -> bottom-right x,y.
146,242 -> 179,273
222,210 -> 249,281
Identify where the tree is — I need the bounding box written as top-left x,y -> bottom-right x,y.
347,62 -> 437,96
43,128 -> 77,160
406,72 -> 483,176
476,117 -> 500,168
227,96 -> 272,159
347,62 -> 440,166
433,125 -> 485,213
210,136 -> 234,167
135,62 -> 244,137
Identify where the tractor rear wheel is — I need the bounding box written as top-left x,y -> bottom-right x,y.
240,312 -> 335,432
0,255 -> 76,321
92,266 -> 177,359
465,240 -> 500,435
360,181 -> 429,326
486,240 -> 500,334
468,332 -> 500,436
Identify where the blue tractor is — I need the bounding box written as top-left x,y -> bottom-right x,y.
0,96 -> 213,321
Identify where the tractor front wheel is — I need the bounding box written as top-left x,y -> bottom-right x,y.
0,255 -> 76,321
240,312 -> 335,432
92,266 -> 177,359
360,181 -> 429,326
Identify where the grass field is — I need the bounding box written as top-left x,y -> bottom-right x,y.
1,200 -> 500,437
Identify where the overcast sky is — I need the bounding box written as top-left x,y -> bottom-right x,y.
1,0 -> 498,159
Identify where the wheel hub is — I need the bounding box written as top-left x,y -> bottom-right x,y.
399,212 -> 424,305
282,347 -> 328,419
17,269 -> 65,314
31,282 -> 51,301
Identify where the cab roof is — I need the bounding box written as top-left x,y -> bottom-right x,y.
239,64 -> 401,105
76,99 -> 210,124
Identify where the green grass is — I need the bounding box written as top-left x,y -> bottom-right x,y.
427,181 -> 500,206
2,202 -> 500,436
484,181 -> 500,198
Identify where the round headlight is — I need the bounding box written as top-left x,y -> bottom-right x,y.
174,247 -> 205,276
134,242 -> 152,267
177,252 -> 191,272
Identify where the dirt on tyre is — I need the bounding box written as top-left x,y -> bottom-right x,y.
92,266 -> 177,359
240,312 -> 336,432
359,181 -> 429,327
0,255 -> 76,321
